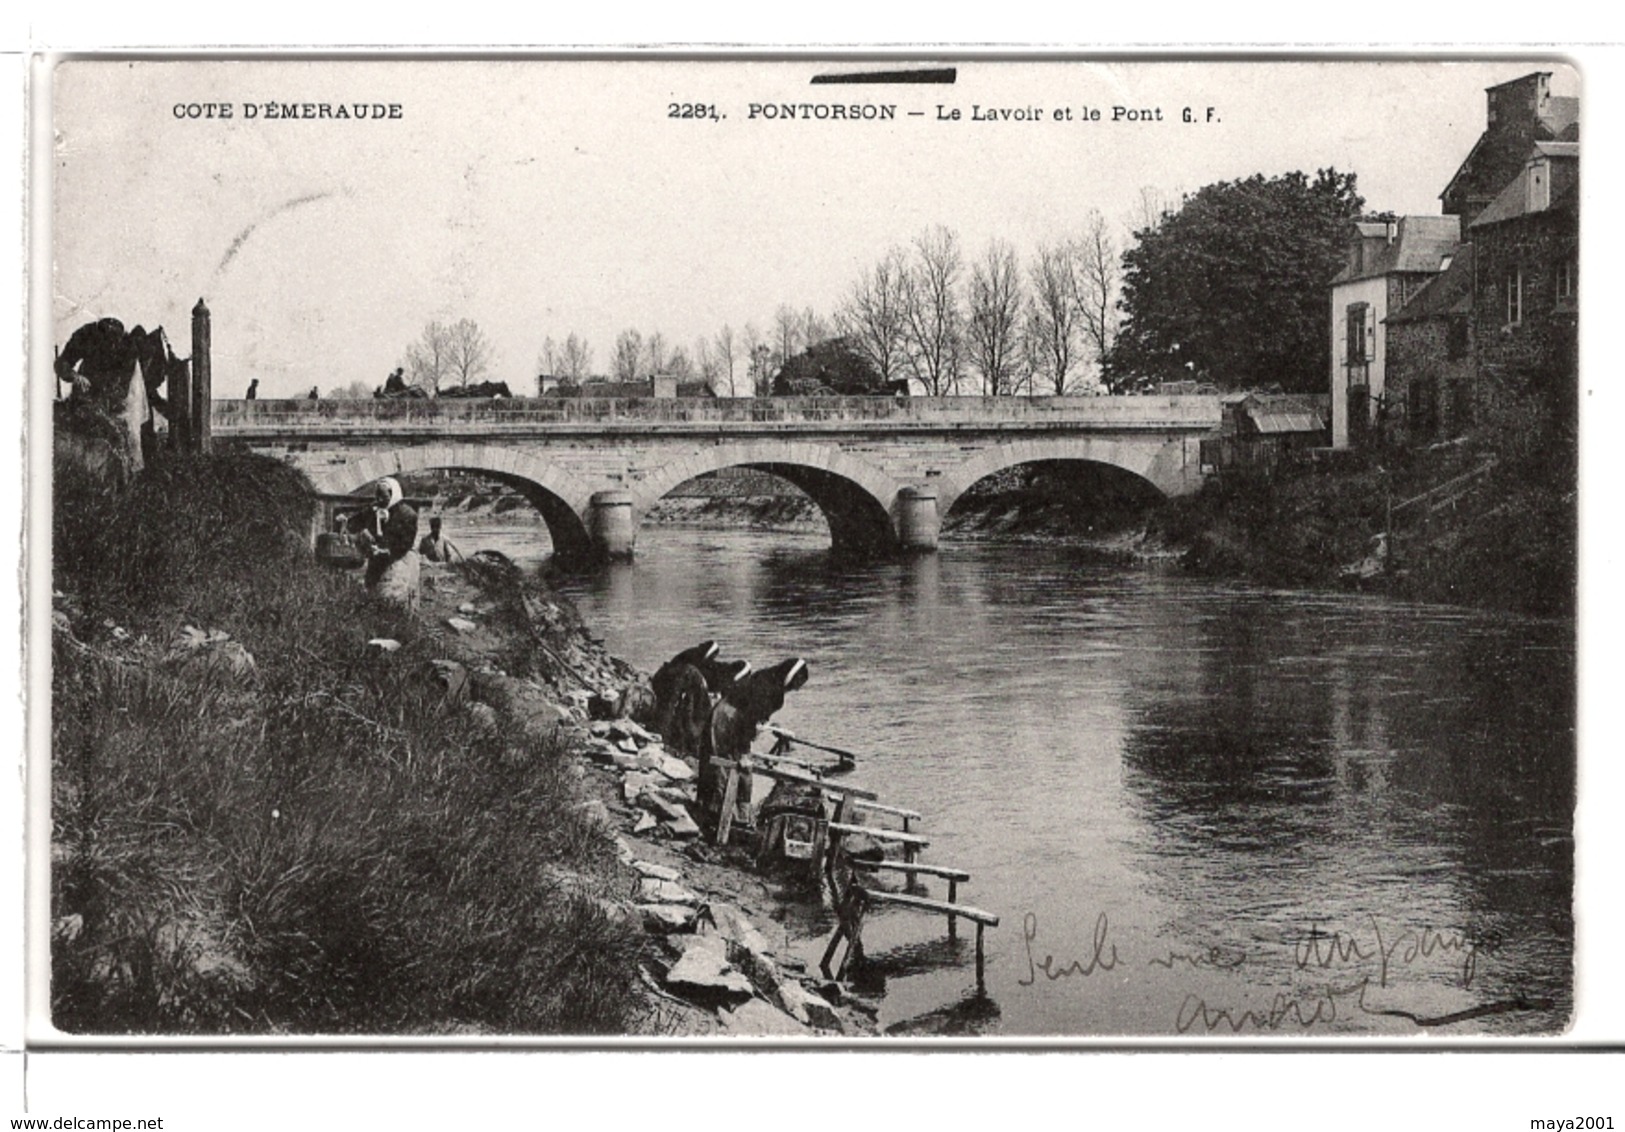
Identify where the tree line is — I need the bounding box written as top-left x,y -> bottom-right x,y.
337,168 -> 1364,400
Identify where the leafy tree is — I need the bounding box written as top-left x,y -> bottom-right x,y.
1104,168 -> 1364,393
771,336 -> 886,396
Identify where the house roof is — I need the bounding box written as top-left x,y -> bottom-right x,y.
1240,394 -> 1328,434
1387,244 -> 1476,323
1440,79 -> 1580,207
1330,215 -> 1461,284
1469,145 -> 1580,228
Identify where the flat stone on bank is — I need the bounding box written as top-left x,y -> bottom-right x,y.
640,877 -> 701,905
632,860 -> 680,881
720,997 -> 809,1036
638,903 -> 697,932
665,934 -> 754,1002
663,812 -> 701,839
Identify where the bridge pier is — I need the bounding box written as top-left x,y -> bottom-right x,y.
589,489 -> 637,560
895,485 -> 940,552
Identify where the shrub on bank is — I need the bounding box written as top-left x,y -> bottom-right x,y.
51,450 -> 646,1034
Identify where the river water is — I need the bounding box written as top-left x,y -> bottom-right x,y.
450,516 -> 1575,1038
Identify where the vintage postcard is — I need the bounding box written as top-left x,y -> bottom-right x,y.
32,54 -> 1589,1060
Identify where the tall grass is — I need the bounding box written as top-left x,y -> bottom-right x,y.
52,449 -> 646,1034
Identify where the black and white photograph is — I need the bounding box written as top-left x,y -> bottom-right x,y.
30,51 -> 1600,1074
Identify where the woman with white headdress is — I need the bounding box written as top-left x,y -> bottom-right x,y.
353,476 -> 420,594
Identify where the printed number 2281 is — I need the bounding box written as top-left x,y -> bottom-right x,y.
669,103 -> 721,121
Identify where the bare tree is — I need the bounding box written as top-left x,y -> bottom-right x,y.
742,323 -> 767,395
1072,210 -> 1120,386
535,336 -> 561,395
713,324 -> 738,396
612,329 -> 643,381
1028,241 -> 1080,395
901,225 -> 965,396
801,307 -> 830,350
837,247 -> 911,387
694,337 -> 721,386
328,379 -> 377,400
665,345 -> 694,380
1130,183 -> 1181,236
645,330 -> 670,376
444,319 -> 493,389
772,304 -> 802,373
966,238 -> 1024,395
560,333 -> 593,385
404,320 -> 453,394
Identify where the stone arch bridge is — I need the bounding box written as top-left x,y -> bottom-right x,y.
215,395 -> 1221,562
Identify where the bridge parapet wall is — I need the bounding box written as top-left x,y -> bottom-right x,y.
213,395 -> 1221,434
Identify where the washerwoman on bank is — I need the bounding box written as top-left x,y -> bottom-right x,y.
353,476 -> 420,603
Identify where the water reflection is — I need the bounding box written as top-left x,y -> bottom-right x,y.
522,524 -> 1573,1036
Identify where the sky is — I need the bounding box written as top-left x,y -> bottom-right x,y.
49,57 -> 1580,398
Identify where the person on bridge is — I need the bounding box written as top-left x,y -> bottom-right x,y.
352,476 -> 420,597
417,516 -> 462,563
245,379 -> 258,400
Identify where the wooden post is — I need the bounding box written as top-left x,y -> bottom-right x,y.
169,347 -> 191,452
947,879 -> 959,939
190,298 -> 212,454
715,766 -> 741,846
975,924 -> 986,991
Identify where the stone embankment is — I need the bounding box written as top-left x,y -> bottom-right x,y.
577,718 -> 859,1036
418,563 -> 871,1037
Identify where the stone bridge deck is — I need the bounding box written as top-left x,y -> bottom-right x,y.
216,395 -> 1221,560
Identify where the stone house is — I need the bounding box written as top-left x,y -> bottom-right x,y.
1383,245 -> 1476,442
1440,72 -> 1579,228
1465,141 -> 1579,424
1334,70 -> 1578,449
1328,215 -> 1460,447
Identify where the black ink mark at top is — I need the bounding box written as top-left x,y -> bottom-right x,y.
217,192 -> 334,275
1018,911 -> 1118,987
811,68 -> 958,85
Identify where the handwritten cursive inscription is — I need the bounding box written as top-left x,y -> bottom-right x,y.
1018,911 -> 1118,986
1293,916 -> 1482,988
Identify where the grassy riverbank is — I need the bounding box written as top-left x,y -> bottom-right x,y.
51,451 -> 647,1034
1150,434 -> 1576,618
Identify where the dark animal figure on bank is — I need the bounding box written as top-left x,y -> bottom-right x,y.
439,381 -> 513,399
56,318 -> 184,417
698,658 -> 809,818
650,641 -> 723,756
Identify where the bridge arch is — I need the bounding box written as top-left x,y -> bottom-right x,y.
300,442 -> 600,564
933,435 -> 1197,519
632,440 -> 905,554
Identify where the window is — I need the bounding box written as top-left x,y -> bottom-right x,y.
1345,302 -> 1369,367
1527,159 -> 1551,212
1556,257 -> 1576,302
1447,315 -> 1469,361
1505,267 -> 1523,326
